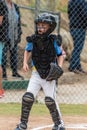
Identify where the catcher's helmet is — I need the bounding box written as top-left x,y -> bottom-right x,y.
35,13 -> 57,34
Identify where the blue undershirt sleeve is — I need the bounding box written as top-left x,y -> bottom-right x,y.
25,42 -> 33,52
53,40 -> 62,56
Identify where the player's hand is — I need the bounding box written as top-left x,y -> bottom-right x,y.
23,63 -> 29,72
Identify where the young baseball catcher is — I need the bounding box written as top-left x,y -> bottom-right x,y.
14,13 -> 65,130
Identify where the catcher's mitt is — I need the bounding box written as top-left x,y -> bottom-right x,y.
46,63 -> 63,81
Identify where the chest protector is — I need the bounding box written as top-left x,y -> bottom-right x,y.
32,35 -> 56,79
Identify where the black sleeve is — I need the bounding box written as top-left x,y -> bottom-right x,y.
0,1 -> 5,16
14,3 -> 22,41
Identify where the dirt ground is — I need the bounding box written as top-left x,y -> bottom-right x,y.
0,115 -> 87,130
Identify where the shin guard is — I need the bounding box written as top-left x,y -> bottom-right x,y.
21,92 -> 34,124
45,96 -> 61,125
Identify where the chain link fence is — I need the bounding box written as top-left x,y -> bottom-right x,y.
0,0 -> 87,130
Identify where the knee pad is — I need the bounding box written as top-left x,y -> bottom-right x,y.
22,92 -> 34,105
45,96 -> 56,111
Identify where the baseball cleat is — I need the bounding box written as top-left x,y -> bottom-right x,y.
14,123 -> 27,130
52,124 -> 65,130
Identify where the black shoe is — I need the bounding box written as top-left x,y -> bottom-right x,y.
68,68 -> 87,74
14,123 -> 27,130
12,72 -> 24,80
52,124 -> 65,130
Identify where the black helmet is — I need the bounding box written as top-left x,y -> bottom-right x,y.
35,13 -> 57,34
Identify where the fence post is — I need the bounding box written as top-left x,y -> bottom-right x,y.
35,0 -> 40,19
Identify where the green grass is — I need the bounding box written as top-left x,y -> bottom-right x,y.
60,104 -> 87,116
0,103 -> 87,116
